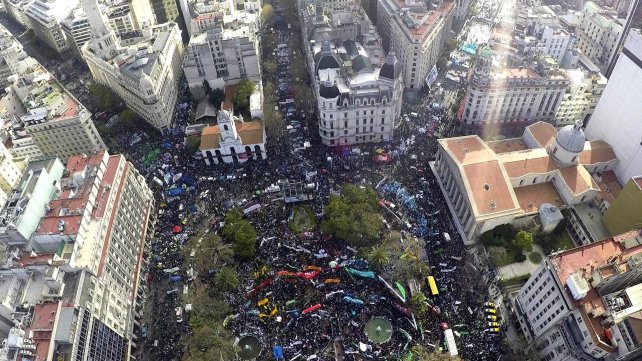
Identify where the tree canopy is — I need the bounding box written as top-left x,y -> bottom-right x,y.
223,208 -> 257,258
513,230 -> 534,252
232,80 -> 256,114
89,83 -> 120,111
322,184 -> 383,246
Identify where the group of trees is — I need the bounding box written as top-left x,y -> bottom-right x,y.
366,231 -> 429,280
223,208 -> 257,258
322,185 -> 383,246
232,79 -> 256,115
482,224 -> 535,265
203,80 -> 225,110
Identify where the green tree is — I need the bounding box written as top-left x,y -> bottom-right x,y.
261,4 -> 275,27
95,123 -> 112,138
367,245 -> 389,269
232,221 -> 257,258
263,59 -> 277,77
409,345 -> 457,360
409,292 -> 429,316
119,109 -> 138,129
215,266 -> 239,292
263,103 -> 284,141
89,83 -> 119,111
210,88 -> 225,109
322,184 -> 383,246
185,136 -> 200,154
513,231 -> 534,252
233,80 -> 256,113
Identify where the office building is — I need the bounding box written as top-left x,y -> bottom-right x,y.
577,2 -> 623,73
200,108 -> 266,164
433,121 -> 619,243
81,0 -> 184,131
460,46 -> 570,134
606,0 -> 642,76
555,67 -> 607,126
24,0 -> 79,54
0,24 -> 31,89
375,0 -> 455,93
585,29 -> 642,185
183,0 -> 261,99
514,229 -> 642,361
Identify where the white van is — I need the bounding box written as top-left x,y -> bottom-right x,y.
443,232 -> 451,242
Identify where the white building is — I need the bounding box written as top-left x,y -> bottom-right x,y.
555,67 -> 606,127
150,0 -> 179,23
24,0 -> 79,54
375,0 -> 455,93
301,0 -> 403,146
577,2 -> 623,73
460,46 -> 570,134
514,230 -> 642,360
0,24 -> 31,88
60,7 -> 91,57
81,0 -> 184,131
200,108 -> 266,165
586,29 -> 642,185
183,0 -> 261,99
433,121 -> 619,243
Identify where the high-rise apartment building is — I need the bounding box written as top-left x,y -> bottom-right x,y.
514,230 -> 642,360
577,2 -> 623,73
183,0 -> 261,99
375,0 -> 455,93
81,0 -> 184,131
0,150 -> 155,361
460,47 -> 570,134
24,0 -> 79,54
0,25 -> 31,88
585,29 -> 642,185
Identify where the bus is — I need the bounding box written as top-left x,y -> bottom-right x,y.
444,329 -> 458,356
427,276 -> 439,296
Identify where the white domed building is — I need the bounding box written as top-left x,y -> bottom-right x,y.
435,120 -> 620,243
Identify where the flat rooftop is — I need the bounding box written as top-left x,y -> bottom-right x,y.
514,182 -> 565,213
487,138 -> 527,154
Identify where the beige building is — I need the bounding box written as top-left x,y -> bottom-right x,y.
3,0 -> 32,28
460,46 -> 570,134
375,0 -> 454,93
577,2 -> 623,73
434,121 -> 619,243
150,0 -> 179,23
81,0 -> 184,131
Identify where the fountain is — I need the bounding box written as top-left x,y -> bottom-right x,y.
364,317 -> 393,344
236,335 -> 262,360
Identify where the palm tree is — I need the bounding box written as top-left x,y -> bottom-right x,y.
367,245 -> 390,269
215,267 -> 238,292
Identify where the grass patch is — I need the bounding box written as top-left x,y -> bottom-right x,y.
288,206 -> 315,236
528,252 -> 543,264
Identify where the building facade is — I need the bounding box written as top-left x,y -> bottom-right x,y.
375,0 -> 455,93
585,29 -> 642,185
3,0 -> 32,28
602,176 -> 642,236
81,0 -> 184,131
150,0 -> 179,23
460,46 -> 570,133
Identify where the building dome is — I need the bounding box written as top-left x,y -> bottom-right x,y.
556,120 -> 586,153
319,82 -> 339,99
479,45 -> 492,59
139,73 -> 154,91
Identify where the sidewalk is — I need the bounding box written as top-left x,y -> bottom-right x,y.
428,161 -> 473,245
497,244 -> 544,279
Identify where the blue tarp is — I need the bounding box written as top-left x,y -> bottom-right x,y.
167,188 -> 185,196
169,275 -> 182,283
347,268 -> 375,279
272,345 -> 284,360
343,296 -> 365,305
